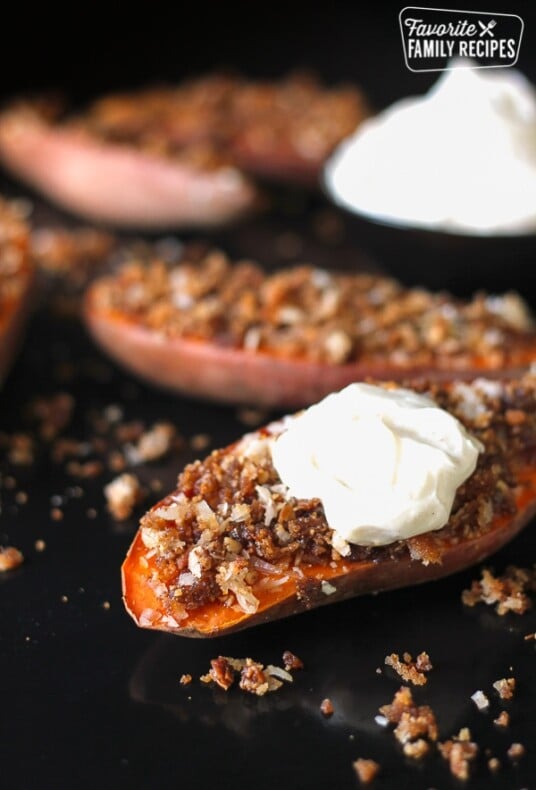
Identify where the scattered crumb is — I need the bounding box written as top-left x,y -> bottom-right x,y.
438,728 -> 478,781
492,677 -> 516,700
50,508 -> 64,521
282,650 -> 303,671
507,743 -> 525,761
29,392 -> 74,440
86,508 -> 97,519
104,473 -> 143,520
3,475 -> 16,489
524,632 -> 536,640
0,546 -> 24,571
102,601 -> 111,610
180,674 -> 192,686
488,757 -> 501,772
190,433 -> 211,452
200,655 -> 293,696
127,422 -> 177,464
402,739 -> 429,759
462,566 -> 536,615
352,758 -> 380,785
15,491 -> 28,505
493,710 -> 510,727
471,690 -> 490,710
379,686 -> 438,745
60,595 -> 69,603
384,651 -> 432,686
34,539 -> 46,552
320,698 -> 335,717
7,433 -> 34,465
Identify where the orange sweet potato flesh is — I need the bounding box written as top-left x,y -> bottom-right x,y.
0,109 -> 257,230
0,260 -> 34,385
122,462 -> 536,638
85,292 -> 536,408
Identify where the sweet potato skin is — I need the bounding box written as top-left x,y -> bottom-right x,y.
122,470 -> 536,638
0,262 -> 34,385
0,110 -> 257,229
85,289 -> 536,408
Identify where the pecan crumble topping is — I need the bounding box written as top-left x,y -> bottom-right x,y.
133,377 -> 536,623
0,546 -> 24,571
438,728 -> 478,781
462,565 -> 536,615
69,73 -> 368,178
384,651 -> 432,686
320,698 -> 335,717
379,686 -> 438,748
200,655 -> 294,696
105,473 -> 143,520
492,677 -> 516,700
91,250 -> 536,371
352,759 -> 380,785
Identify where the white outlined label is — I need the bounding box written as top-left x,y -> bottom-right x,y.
399,7 -> 524,72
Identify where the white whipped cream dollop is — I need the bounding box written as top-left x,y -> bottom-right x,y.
325,61 -> 536,235
271,383 -> 482,548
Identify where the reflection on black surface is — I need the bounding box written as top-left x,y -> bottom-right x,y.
127,546 -> 536,790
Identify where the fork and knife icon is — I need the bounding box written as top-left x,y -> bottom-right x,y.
478,19 -> 497,37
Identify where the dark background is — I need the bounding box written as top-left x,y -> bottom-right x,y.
1,1 -> 535,109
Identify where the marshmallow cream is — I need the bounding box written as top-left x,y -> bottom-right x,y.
271,384 -> 482,549
325,61 -> 536,235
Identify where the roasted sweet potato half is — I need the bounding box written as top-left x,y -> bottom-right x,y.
85,250 -> 536,408
122,376 -> 536,637
0,74 -> 367,227
0,104 -> 257,230
0,199 -> 34,384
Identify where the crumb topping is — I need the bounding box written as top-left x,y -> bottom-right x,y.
438,728 -> 478,781
507,742 -> 525,761
352,759 -> 380,785
462,566 -> 536,615
379,686 -> 438,746
69,73 -> 368,176
494,710 -> 510,727
282,650 -> 303,671
320,698 -> 335,717
384,651 -> 432,686
91,251 -> 536,370
0,545 -> 24,571
105,473 -> 143,520
200,655 -> 294,696
135,377 -> 536,620
492,677 -> 516,700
